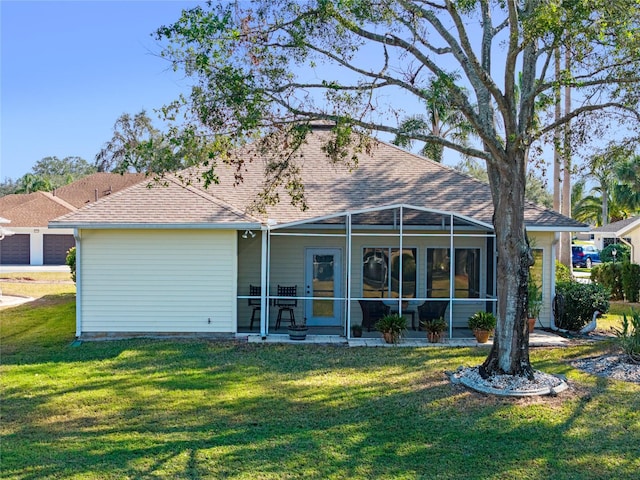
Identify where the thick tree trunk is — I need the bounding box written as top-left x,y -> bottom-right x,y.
481,155 -> 535,379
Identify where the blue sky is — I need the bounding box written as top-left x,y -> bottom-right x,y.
1,0 -> 200,181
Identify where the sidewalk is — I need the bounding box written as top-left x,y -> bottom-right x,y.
0,265 -> 70,273
245,330 -> 570,348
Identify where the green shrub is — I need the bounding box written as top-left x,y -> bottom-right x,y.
555,260 -> 573,284
375,314 -> 407,334
591,262 -> 623,300
612,310 -> 640,363
66,246 -> 76,283
621,263 -> 640,303
600,243 -> 630,263
468,311 -> 497,331
555,282 -> 610,331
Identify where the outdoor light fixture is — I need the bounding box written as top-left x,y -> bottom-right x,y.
0,227 -> 15,241
612,248 -> 617,263
242,229 -> 256,239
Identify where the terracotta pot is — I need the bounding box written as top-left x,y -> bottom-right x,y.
427,331 -> 442,343
382,332 -> 398,344
473,329 -> 491,343
527,317 -> 536,333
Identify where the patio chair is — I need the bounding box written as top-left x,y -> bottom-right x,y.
358,299 -> 391,332
275,285 -> 297,329
417,300 -> 449,327
248,285 -> 261,330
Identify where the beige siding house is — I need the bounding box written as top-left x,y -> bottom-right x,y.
592,216 -> 640,264
51,128 -> 585,340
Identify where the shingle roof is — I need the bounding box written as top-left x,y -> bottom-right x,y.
51,176 -> 259,226
0,173 -> 147,227
0,192 -> 76,227
50,130 -> 585,231
53,172 -> 146,208
591,216 -> 640,235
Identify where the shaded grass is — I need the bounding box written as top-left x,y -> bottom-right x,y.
1,296 -> 639,479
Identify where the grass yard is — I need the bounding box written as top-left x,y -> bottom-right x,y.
1,279 -> 639,479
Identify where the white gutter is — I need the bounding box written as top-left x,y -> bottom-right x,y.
49,222 -> 262,230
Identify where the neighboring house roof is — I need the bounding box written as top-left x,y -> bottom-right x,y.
591,216 -> 640,236
0,173 -> 146,228
52,172 -> 147,208
50,130 -> 585,231
0,191 -> 76,227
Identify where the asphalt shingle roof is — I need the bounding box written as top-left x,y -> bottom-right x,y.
53,172 -> 147,208
591,216 -> 640,234
0,192 -> 76,227
50,130 -> 585,230
0,173 -> 147,227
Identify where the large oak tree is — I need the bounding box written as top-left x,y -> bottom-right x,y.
156,0 -> 640,378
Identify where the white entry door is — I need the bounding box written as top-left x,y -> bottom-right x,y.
304,248 -> 342,326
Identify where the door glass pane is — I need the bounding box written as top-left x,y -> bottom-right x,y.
530,249 -> 543,285
313,254 -> 334,317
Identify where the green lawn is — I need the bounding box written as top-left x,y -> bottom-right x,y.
1,290 -> 639,479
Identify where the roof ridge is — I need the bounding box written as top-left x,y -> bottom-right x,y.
39,191 -> 78,211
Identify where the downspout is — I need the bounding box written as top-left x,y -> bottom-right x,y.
74,229 -> 82,338
398,206 -> 403,314
550,233 -> 560,331
260,225 -> 269,340
346,213 -> 352,339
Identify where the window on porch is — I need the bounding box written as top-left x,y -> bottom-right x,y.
362,247 -> 417,298
426,248 -> 480,298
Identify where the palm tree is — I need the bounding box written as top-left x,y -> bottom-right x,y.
15,173 -> 52,194
575,147 -> 640,226
392,77 -> 473,162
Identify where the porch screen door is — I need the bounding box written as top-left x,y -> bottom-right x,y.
304,248 -> 342,326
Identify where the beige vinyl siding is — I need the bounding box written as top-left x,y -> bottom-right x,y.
268,234 -> 345,327
629,228 -> 640,264
79,229 -> 237,333
529,232 -> 555,328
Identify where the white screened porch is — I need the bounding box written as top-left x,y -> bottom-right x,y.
237,204 -> 498,339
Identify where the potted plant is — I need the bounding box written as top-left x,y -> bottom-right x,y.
468,311 -> 497,343
351,323 -> 363,338
421,317 -> 447,343
288,317 -> 308,341
527,280 -> 542,333
375,314 -> 407,344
